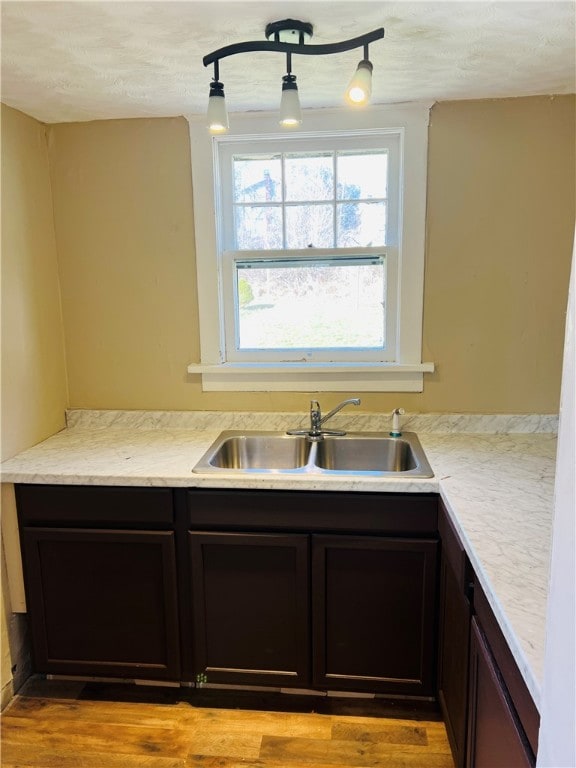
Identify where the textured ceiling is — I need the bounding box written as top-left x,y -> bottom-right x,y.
1,1 -> 575,124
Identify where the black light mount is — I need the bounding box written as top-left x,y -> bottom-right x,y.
203,19 -> 384,67
264,19 -> 313,45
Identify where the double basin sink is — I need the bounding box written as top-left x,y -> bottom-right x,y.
193,431 -> 434,478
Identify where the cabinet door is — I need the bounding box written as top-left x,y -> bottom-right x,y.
466,618 -> 534,768
437,514 -> 472,767
312,535 -> 438,695
22,528 -> 180,680
189,532 -> 310,688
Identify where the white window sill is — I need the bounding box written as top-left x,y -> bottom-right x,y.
186,362 -> 435,392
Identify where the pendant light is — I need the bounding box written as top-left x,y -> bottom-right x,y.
345,47 -> 374,106
279,53 -> 301,127
206,61 -> 228,133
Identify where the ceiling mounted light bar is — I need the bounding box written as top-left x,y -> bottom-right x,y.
203,19 -> 385,133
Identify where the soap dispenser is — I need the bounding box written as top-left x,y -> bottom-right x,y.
390,407 -> 405,437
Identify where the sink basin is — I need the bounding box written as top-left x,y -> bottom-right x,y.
199,434 -> 311,471
315,436 -> 418,472
193,431 -> 433,478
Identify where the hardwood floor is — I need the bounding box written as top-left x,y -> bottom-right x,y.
1,676 -> 454,767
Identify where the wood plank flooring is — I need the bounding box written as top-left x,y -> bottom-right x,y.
1,677 -> 454,768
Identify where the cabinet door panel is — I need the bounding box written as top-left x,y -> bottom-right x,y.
312,535 -> 438,695
467,618 -> 534,768
22,528 -> 180,679
438,501 -> 473,768
189,532 -> 310,688
438,552 -> 472,767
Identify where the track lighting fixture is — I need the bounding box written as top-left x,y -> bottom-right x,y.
203,20 -> 384,133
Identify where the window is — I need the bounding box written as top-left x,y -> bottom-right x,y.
187,105 -> 434,392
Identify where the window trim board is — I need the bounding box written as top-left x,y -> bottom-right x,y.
187,103 -> 434,391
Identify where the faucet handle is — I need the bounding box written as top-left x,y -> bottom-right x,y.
310,400 -> 322,434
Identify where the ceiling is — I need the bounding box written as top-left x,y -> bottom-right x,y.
1,1 -> 575,124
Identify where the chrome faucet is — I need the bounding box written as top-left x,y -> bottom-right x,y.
288,398 -> 361,441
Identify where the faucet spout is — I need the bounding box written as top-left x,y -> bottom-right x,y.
320,398 -> 361,425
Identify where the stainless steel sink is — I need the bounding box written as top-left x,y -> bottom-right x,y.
315,436 -> 418,472
204,434 -> 311,470
193,431 -> 433,478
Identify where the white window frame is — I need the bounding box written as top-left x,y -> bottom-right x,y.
187,104 -> 434,392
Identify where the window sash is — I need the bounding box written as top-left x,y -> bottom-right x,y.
230,147 -> 391,250
222,248 -> 398,363
219,133 -> 401,253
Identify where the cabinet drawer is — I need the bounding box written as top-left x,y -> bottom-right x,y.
186,489 -> 438,535
16,484 -> 174,526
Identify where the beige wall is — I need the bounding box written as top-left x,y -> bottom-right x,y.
1,105 -> 68,456
423,96 -> 575,412
47,96 -> 575,415
48,118 -> 201,411
1,104 -> 68,706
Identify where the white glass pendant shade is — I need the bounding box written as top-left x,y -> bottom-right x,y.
345,60 -> 373,106
279,75 -> 302,127
207,82 -> 229,133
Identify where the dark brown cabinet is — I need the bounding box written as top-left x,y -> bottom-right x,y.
189,531 -> 310,687
185,489 -> 439,696
14,482 -> 542,763
17,485 -> 180,681
436,503 -> 538,768
466,581 -> 539,768
437,502 -> 473,767
466,618 -> 533,768
313,535 -> 438,695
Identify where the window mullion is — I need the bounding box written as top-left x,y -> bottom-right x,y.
333,151 -> 337,248
281,153 -> 287,249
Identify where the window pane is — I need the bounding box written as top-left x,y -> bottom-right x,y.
233,157 -> 282,202
284,153 -> 333,201
337,152 -> 388,200
235,206 -> 283,249
285,204 -> 334,249
337,201 -> 387,247
236,260 -> 385,350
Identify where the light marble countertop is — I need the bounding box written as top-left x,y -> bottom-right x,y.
0,410 -> 558,712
